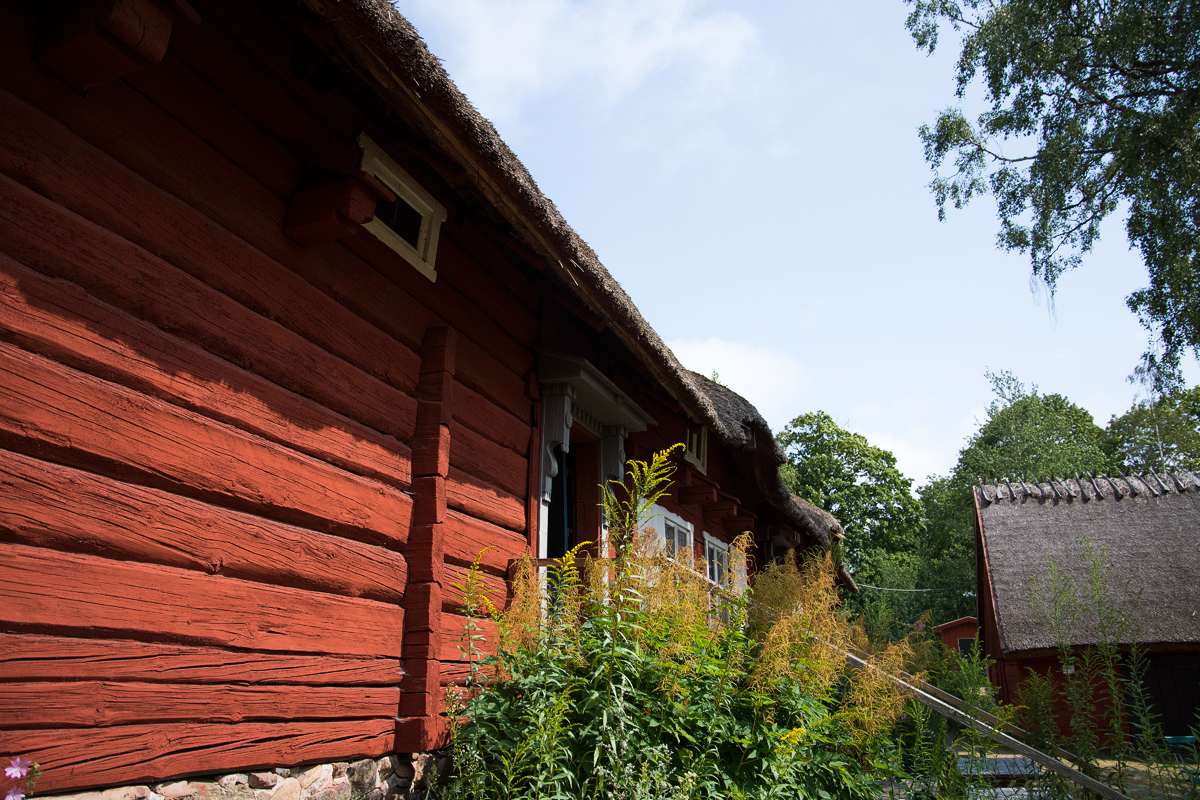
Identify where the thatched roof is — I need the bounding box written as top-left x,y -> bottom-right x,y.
689,374 -> 855,588
690,373 -> 843,545
976,473 -> 1200,654
298,0 -> 718,429
292,1 -> 849,558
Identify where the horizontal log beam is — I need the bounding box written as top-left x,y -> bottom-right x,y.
0,253 -> 413,489
678,485 -> 718,505
0,450 -> 407,602
447,468 -> 525,532
8,718 -> 400,795
0,84 -> 424,399
0,681 -> 400,729
443,510 -> 528,575
0,543 -> 405,657
0,633 -> 401,685
450,423 -> 527,499
0,170 -> 416,444
0,342 -> 412,543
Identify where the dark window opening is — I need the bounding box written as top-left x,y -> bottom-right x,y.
547,445 -> 577,561
374,194 -> 422,248
1124,652 -> 1200,736
958,638 -> 976,656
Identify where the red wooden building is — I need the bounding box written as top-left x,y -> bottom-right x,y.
974,474 -> 1200,739
933,616 -> 978,656
0,0 -> 847,792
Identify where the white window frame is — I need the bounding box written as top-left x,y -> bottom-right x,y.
703,531 -> 747,593
703,531 -> 728,586
357,132 -> 447,282
646,503 -> 693,562
684,426 -> 707,473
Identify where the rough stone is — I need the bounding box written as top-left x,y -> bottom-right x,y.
381,775 -> 408,800
268,778 -> 300,800
273,769 -> 291,778
155,783 -> 196,799
294,766 -> 323,790
190,783 -> 223,800
247,774 -> 277,790
102,787 -> 153,800
218,776 -> 248,791
391,759 -> 414,781
330,764 -> 348,780
347,760 -> 377,796
309,783 -> 350,800
410,754 -> 434,787
306,765 -> 333,793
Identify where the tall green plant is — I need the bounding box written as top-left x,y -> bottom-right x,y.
440,447 -> 914,800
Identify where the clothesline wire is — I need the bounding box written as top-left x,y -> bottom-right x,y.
855,583 -> 953,593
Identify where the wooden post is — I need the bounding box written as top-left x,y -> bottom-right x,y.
399,326 -> 456,751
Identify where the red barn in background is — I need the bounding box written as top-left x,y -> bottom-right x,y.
0,0 -> 851,792
934,616 -> 978,656
974,475 -> 1200,740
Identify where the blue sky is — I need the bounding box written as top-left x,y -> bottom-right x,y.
398,0 -> 1197,485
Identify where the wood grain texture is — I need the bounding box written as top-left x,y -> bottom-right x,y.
450,422 -> 528,499
0,542 -> 405,657
440,220 -> 540,314
8,718 -> 400,794
0,633 -> 402,685
452,377 -> 529,456
444,510 -> 528,574
440,615 -> 499,663
0,171 -> 415,444
0,681 -> 401,728
0,84 -> 424,400
443,564 -> 508,614
434,232 -> 538,348
447,468 -> 526,532
0,253 -> 413,489
0,342 -> 412,543
0,450 -> 408,602
340,229 -> 535,393
438,317 -> 531,425
123,51 -> 302,199
0,15 -> 534,392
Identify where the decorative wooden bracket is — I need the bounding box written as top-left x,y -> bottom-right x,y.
538,382 -> 575,506
35,0 -> 199,92
283,175 -> 394,247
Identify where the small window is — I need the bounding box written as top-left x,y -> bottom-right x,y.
684,427 -> 707,473
703,531 -> 746,592
706,539 -> 727,585
648,504 -> 693,562
958,638 -> 976,656
357,132 -> 447,282
664,518 -> 690,559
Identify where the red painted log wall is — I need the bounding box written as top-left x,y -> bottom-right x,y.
0,0 -> 536,790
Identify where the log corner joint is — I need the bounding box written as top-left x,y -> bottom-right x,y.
35,0 -> 200,93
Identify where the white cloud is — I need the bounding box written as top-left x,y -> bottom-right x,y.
667,336 -> 808,433
399,0 -> 763,126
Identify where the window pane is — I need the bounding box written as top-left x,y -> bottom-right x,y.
374,195 -> 423,248
665,521 -> 677,558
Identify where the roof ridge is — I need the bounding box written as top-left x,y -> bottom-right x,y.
976,471 -> 1200,507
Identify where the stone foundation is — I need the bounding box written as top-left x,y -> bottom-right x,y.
36,754 -> 451,800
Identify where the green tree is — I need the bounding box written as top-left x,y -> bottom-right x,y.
905,0 -> 1200,389
778,411 -> 924,563
957,371 -> 1113,483
921,371 -> 1113,623
1105,386 -> 1200,471
777,412 -> 930,632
